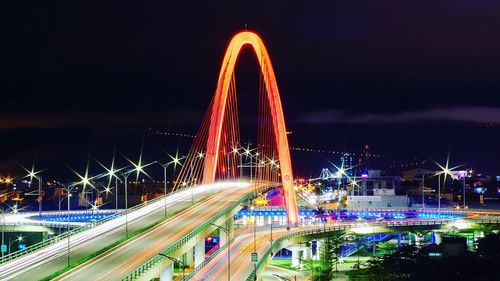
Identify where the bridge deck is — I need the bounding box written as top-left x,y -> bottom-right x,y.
53,185 -> 253,281
0,183 -> 248,281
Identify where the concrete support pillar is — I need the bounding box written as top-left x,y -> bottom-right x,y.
219,228 -> 227,247
159,260 -> 174,281
185,247 -> 194,266
194,238 -> 205,267
432,232 -> 442,244
291,246 -> 300,267
302,247 -> 312,260
227,218 -> 234,237
313,240 -> 321,260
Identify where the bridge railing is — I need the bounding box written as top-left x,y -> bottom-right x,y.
0,185 -> 202,265
121,184 -> 275,281
245,219 -> 470,281
467,218 -> 500,224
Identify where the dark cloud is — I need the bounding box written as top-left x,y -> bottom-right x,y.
299,107 -> 500,125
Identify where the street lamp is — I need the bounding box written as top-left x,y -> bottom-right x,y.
463,173 -> 467,209
227,146 -> 241,179
158,253 -> 186,281
435,157 -> 461,211
95,156 -> 124,213
243,146 -> 258,183
1,207 -> 5,259
22,164 -> 44,217
62,182 -> 78,267
156,152 -> 184,218
209,222 -> 231,281
8,236 -> 23,255
120,155 -> 154,239
250,205 -> 257,278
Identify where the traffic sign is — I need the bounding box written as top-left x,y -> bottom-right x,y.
251,252 -> 258,264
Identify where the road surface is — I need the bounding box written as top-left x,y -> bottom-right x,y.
0,182 -> 248,281
53,183 -> 253,281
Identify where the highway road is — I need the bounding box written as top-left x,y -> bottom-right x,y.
191,225 -> 323,281
0,182 -> 249,281
52,182 -> 254,281
191,217 -> 475,281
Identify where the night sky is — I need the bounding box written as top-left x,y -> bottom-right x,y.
1,1 -> 500,178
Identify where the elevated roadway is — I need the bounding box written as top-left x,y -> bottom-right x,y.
0,182 -> 251,281
53,182 -> 260,281
192,217 -> 500,281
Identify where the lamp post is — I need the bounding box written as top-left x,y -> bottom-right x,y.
209,222 -> 231,281
156,153 -> 183,218
121,171 -> 132,239
250,205 -> 257,278
115,177 -> 119,211
243,147 -> 258,183
270,205 -> 273,248
56,194 -> 68,235
463,174 -> 466,209
1,207 -> 5,259
438,173 -> 441,211
435,158 -> 459,211
158,254 -> 186,281
156,162 -> 171,218
421,173 -> 425,209
34,175 -> 42,217
119,156 -> 153,239
62,182 -> 78,267
8,236 -> 23,255
22,165 -> 44,217
95,156 -> 123,213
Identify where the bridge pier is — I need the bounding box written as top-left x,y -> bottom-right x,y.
287,244 -> 313,267
432,231 -> 442,244
302,246 -> 312,260
159,260 -> 173,281
291,246 -> 301,267
184,248 -> 194,266
194,237 -> 205,267
313,240 -> 320,260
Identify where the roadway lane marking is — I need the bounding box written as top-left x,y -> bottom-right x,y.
55,188 -> 248,281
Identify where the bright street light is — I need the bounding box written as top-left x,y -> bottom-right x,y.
434,156 -> 463,210
21,163 -> 44,217
120,152 -> 155,239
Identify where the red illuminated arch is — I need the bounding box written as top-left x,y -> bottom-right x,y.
202,31 -> 298,224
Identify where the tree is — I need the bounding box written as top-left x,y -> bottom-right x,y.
313,231 -> 346,281
476,233 -> 500,258
317,236 -> 334,280
376,241 -> 397,255
344,232 -> 363,267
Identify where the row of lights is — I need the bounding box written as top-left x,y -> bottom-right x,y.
150,129 -> 384,158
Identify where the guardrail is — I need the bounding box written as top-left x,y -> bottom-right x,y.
246,225 -> 357,281
123,214 -> 499,281
467,218 -> 500,224
245,220 -> 463,281
121,185 -> 274,281
0,185 -> 200,265
184,233 -> 236,279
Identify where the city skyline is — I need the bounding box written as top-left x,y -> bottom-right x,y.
2,2 -> 500,280
2,1 -> 500,175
